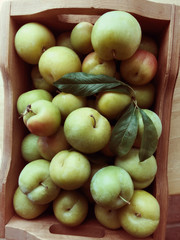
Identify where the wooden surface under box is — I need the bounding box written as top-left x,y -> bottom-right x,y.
0,0 -> 180,240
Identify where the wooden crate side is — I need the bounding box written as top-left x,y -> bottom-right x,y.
10,0 -> 172,20
154,4 -> 180,240
0,0 -> 179,239
0,1 -> 31,237
5,214 -> 154,240
0,1 -> 14,237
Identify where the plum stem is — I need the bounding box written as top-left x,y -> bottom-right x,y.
112,49 -> 116,58
90,114 -> 96,128
19,104 -> 33,119
26,104 -> 33,113
41,182 -> 48,189
133,98 -> 139,109
56,89 -> 61,94
119,195 -> 131,205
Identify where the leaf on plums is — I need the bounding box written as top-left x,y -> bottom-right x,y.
139,109 -> 158,162
109,103 -> 138,157
105,85 -> 135,98
53,72 -> 132,96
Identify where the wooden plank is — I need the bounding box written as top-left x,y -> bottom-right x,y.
10,0 -> 172,20
5,215 -> 154,240
168,68 -> 180,194
167,195 -> 180,223
0,0 -> 180,240
166,223 -> 180,240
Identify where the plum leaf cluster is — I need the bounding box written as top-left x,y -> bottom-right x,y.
109,102 -> 138,157
54,72 -> 159,161
139,108 -> 158,161
53,72 -> 131,96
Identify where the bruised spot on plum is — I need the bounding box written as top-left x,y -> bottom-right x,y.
90,114 -> 96,128
42,46 -> 46,53
98,58 -> 104,65
135,212 -> 141,217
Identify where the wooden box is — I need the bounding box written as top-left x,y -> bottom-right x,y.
0,0 -> 180,239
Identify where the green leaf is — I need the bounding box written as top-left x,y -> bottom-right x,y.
105,85 -> 135,97
109,103 -> 138,157
53,72 -> 130,96
139,109 -> 159,161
